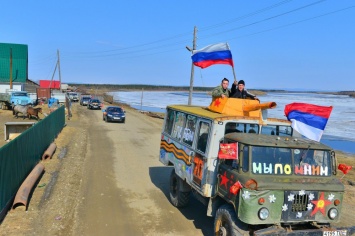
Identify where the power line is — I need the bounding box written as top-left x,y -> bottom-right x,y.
48,1 -> 353,62
199,0 -> 294,31
199,0 -> 326,40
228,5 -> 355,41
64,0 -> 295,56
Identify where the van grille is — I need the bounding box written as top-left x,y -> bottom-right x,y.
282,191 -> 318,222
291,194 -> 309,212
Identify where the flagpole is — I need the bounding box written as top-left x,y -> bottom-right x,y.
226,43 -> 237,82
232,66 -> 237,82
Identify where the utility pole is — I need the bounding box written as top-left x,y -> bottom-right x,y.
57,50 -> 62,90
187,26 -> 197,105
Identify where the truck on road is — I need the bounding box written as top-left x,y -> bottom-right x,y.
67,92 -> 79,102
159,98 -> 354,235
0,90 -> 33,110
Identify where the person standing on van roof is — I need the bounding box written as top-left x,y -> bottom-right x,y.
211,78 -> 231,99
230,80 -> 259,101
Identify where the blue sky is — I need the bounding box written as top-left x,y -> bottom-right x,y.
2,0 -> 354,91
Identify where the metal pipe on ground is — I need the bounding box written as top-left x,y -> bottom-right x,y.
12,163 -> 45,210
42,143 -> 57,161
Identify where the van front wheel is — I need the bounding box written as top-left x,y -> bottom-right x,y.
214,204 -> 249,236
169,170 -> 190,208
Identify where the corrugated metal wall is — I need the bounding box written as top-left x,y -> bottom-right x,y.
0,105 -> 65,220
0,43 -> 28,83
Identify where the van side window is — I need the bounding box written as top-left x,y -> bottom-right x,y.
182,115 -> 197,146
196,121 -> 210,153
246,124 -> 258,134
164,109 -> 175,135
261,125 -> 292,136
225,122 -> 239,134
227,123 -> 258,134
242,146 -> 249,172
171,112 -> 186,140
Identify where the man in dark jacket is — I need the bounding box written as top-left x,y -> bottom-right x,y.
230,80 -> 259,101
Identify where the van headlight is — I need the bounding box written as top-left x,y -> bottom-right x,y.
258,207 -> 269,220
328,208 -> 338,220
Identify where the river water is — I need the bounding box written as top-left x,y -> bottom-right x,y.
110,91 -> 355,154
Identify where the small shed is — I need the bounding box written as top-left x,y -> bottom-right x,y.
4,122 -> 35,141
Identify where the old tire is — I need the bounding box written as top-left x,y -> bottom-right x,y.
214,204 -> 249,236
169,170 -> 190,208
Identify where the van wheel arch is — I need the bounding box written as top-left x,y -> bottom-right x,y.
169,169 -> 191,208
214,204 -> 249,236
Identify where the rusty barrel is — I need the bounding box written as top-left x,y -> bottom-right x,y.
12,163 -> 45,210
42,143 -> 57,161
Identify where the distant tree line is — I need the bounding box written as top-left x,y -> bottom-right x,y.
334,91 -> 355,98
69,83 -> 355,98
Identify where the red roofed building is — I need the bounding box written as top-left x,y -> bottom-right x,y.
39,80 -> 61,89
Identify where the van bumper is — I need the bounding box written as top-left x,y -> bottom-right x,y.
254,225 -> 355,236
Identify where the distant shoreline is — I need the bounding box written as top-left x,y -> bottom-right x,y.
73,84 -> 355,98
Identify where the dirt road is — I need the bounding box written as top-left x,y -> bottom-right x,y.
72,104 -> 213,235
1,102 -> 354,235
1,103 -> 212,235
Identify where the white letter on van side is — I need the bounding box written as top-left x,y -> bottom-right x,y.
253,162 -> 262,174
275,164 -> 283,174
263,163 -> 273,174
320,166 -> 328,176
304,165 -> 312,175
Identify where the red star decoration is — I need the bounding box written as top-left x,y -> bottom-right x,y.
310,192 -> 332,216
214,98 -> 221,107
220,171 -> 229,188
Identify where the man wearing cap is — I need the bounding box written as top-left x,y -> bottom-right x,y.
230,80 -> 259,101
211,78 -> 231,99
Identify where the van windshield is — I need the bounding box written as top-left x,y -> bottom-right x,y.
12,92 -> 27,96
251,146 -> 331,176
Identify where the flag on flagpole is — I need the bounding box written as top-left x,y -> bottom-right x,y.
284,103 -> 333,142
338,163 -> 352,175
191,43 -> 234,69
218,143 -> 238,159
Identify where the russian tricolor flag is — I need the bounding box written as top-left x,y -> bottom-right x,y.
284,103 -> 333,142
191,43 -> 234,69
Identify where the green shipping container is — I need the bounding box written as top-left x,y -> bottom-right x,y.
0,43 -> 28,83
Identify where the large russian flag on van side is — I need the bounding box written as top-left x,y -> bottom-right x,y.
284,103 -> 333,142
191,43 -> 234,69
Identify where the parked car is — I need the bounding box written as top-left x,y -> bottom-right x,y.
0,90 -> 33,109
80,96 -> 91,106
87,99 -> 102,110
67,92 -> 79,102
102,106 -> 125,123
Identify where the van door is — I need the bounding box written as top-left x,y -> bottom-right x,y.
217,142 -> 243,203
191,119 -> 211,188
